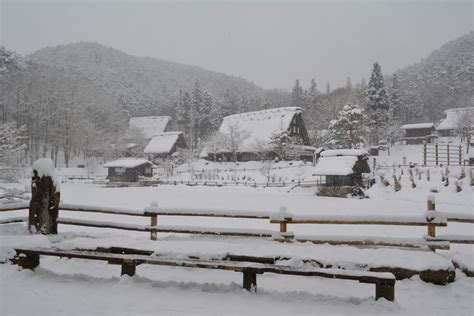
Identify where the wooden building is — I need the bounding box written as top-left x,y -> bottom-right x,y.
103,159 -> 153,182
436,107 -> 474,137
201,107 -> 312,161
400,123 -> 436,144
314,149 -> 371,197
144,132 -> 188,162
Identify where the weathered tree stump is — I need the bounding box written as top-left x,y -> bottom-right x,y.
28,159 -> 60,234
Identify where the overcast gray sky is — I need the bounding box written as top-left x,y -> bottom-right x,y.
1,0 -> 472,90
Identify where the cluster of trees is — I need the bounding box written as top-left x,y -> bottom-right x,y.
176,82 -> 259,149
289,62 -> 406,149
1,48 -> 130,166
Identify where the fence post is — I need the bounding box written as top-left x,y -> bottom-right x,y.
423,143 -> 427,166
279,222 -> 287,233
447,144 -> 450,166
459,145 -> 462,165
150,213 -> 157,241
435,144 -> 438,166
427,195 -> 436,239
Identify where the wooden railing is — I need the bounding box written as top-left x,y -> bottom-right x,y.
1,197 -> 472,250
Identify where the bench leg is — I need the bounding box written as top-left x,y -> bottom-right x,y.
375,282 -> 395,301
243,271 -> 257,292
121,262 -> 136,277
18,253 -> 40,270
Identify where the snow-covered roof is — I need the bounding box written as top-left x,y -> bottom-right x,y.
314,156 -> 358,176
436,107 -> 474,131
218,107 -> 303,152
104,158 -> 152,168
320,149 -> 368,158
144,132 -> 185,154
401,123 -> 434,130
128,116 -> 171,139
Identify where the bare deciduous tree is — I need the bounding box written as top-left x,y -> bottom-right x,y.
220,122 -> 251,162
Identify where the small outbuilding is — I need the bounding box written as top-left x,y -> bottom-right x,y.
401,123 -> 436,144
314,149 -> 371,197
144,132 -> 188,162
103,158 -> 154,182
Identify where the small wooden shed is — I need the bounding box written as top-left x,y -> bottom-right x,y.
401,123 -> 436,144
104,159 -> 154,182
314,149 -> 371,197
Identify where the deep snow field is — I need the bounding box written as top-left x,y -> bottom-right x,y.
1,144 -> 473,315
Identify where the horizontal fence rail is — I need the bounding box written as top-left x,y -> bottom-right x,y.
1,198 -> 472,248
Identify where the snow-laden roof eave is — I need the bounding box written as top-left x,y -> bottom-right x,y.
401,123 -> 434,130
143,132 -> 183,154
104,158 -> 153,168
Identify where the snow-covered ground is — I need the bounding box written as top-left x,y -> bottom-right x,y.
1,142 -> 473,315
1,178 -> 473,315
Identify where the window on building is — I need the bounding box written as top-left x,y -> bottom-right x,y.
115,167 -> 126,174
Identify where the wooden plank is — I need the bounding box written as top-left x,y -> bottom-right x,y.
14,248 -> 395,283
60,206 -> 146,217
0,217 -> 26,225
283,237 -> 450,250
144,210 -> 270,219
429,235 -> 474,244
15,217 -> 275,238
14,247 -> 395,300
58,218 -> 149,232
0,202 -> 29,212
447,218 -> 474,224
270,219 -> 447,227
225,254 -> 276,265
153,226 -> 273,238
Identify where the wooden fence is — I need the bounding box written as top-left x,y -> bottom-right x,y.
152,179 -> 321,188
423,144 -> 464,166
1,197 -> 472,250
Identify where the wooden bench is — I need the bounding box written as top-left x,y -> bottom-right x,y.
14,247 -> 396,301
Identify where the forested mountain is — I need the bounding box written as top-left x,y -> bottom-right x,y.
28,42 -> 288,117
395,31 -> 473,124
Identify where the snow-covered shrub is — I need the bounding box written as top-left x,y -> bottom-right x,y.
393,175 -> 401,191
455,180 -> 462,192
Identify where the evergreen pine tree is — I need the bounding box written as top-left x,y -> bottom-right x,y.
291,79 -> 305,108
346,77 -> 352,90
388,73 -> 402,122
209,100 -> 223,130
177,90 -> 192,137
190,81 -> 203,147
385,73 -> 405,145
221,88 -> 237,118
200,91 -> 213,139
327,104 -> 367,149
308,78 -> 319,105
365,61 -> 388,145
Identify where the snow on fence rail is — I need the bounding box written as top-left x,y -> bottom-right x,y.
0,197 -> 472,248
